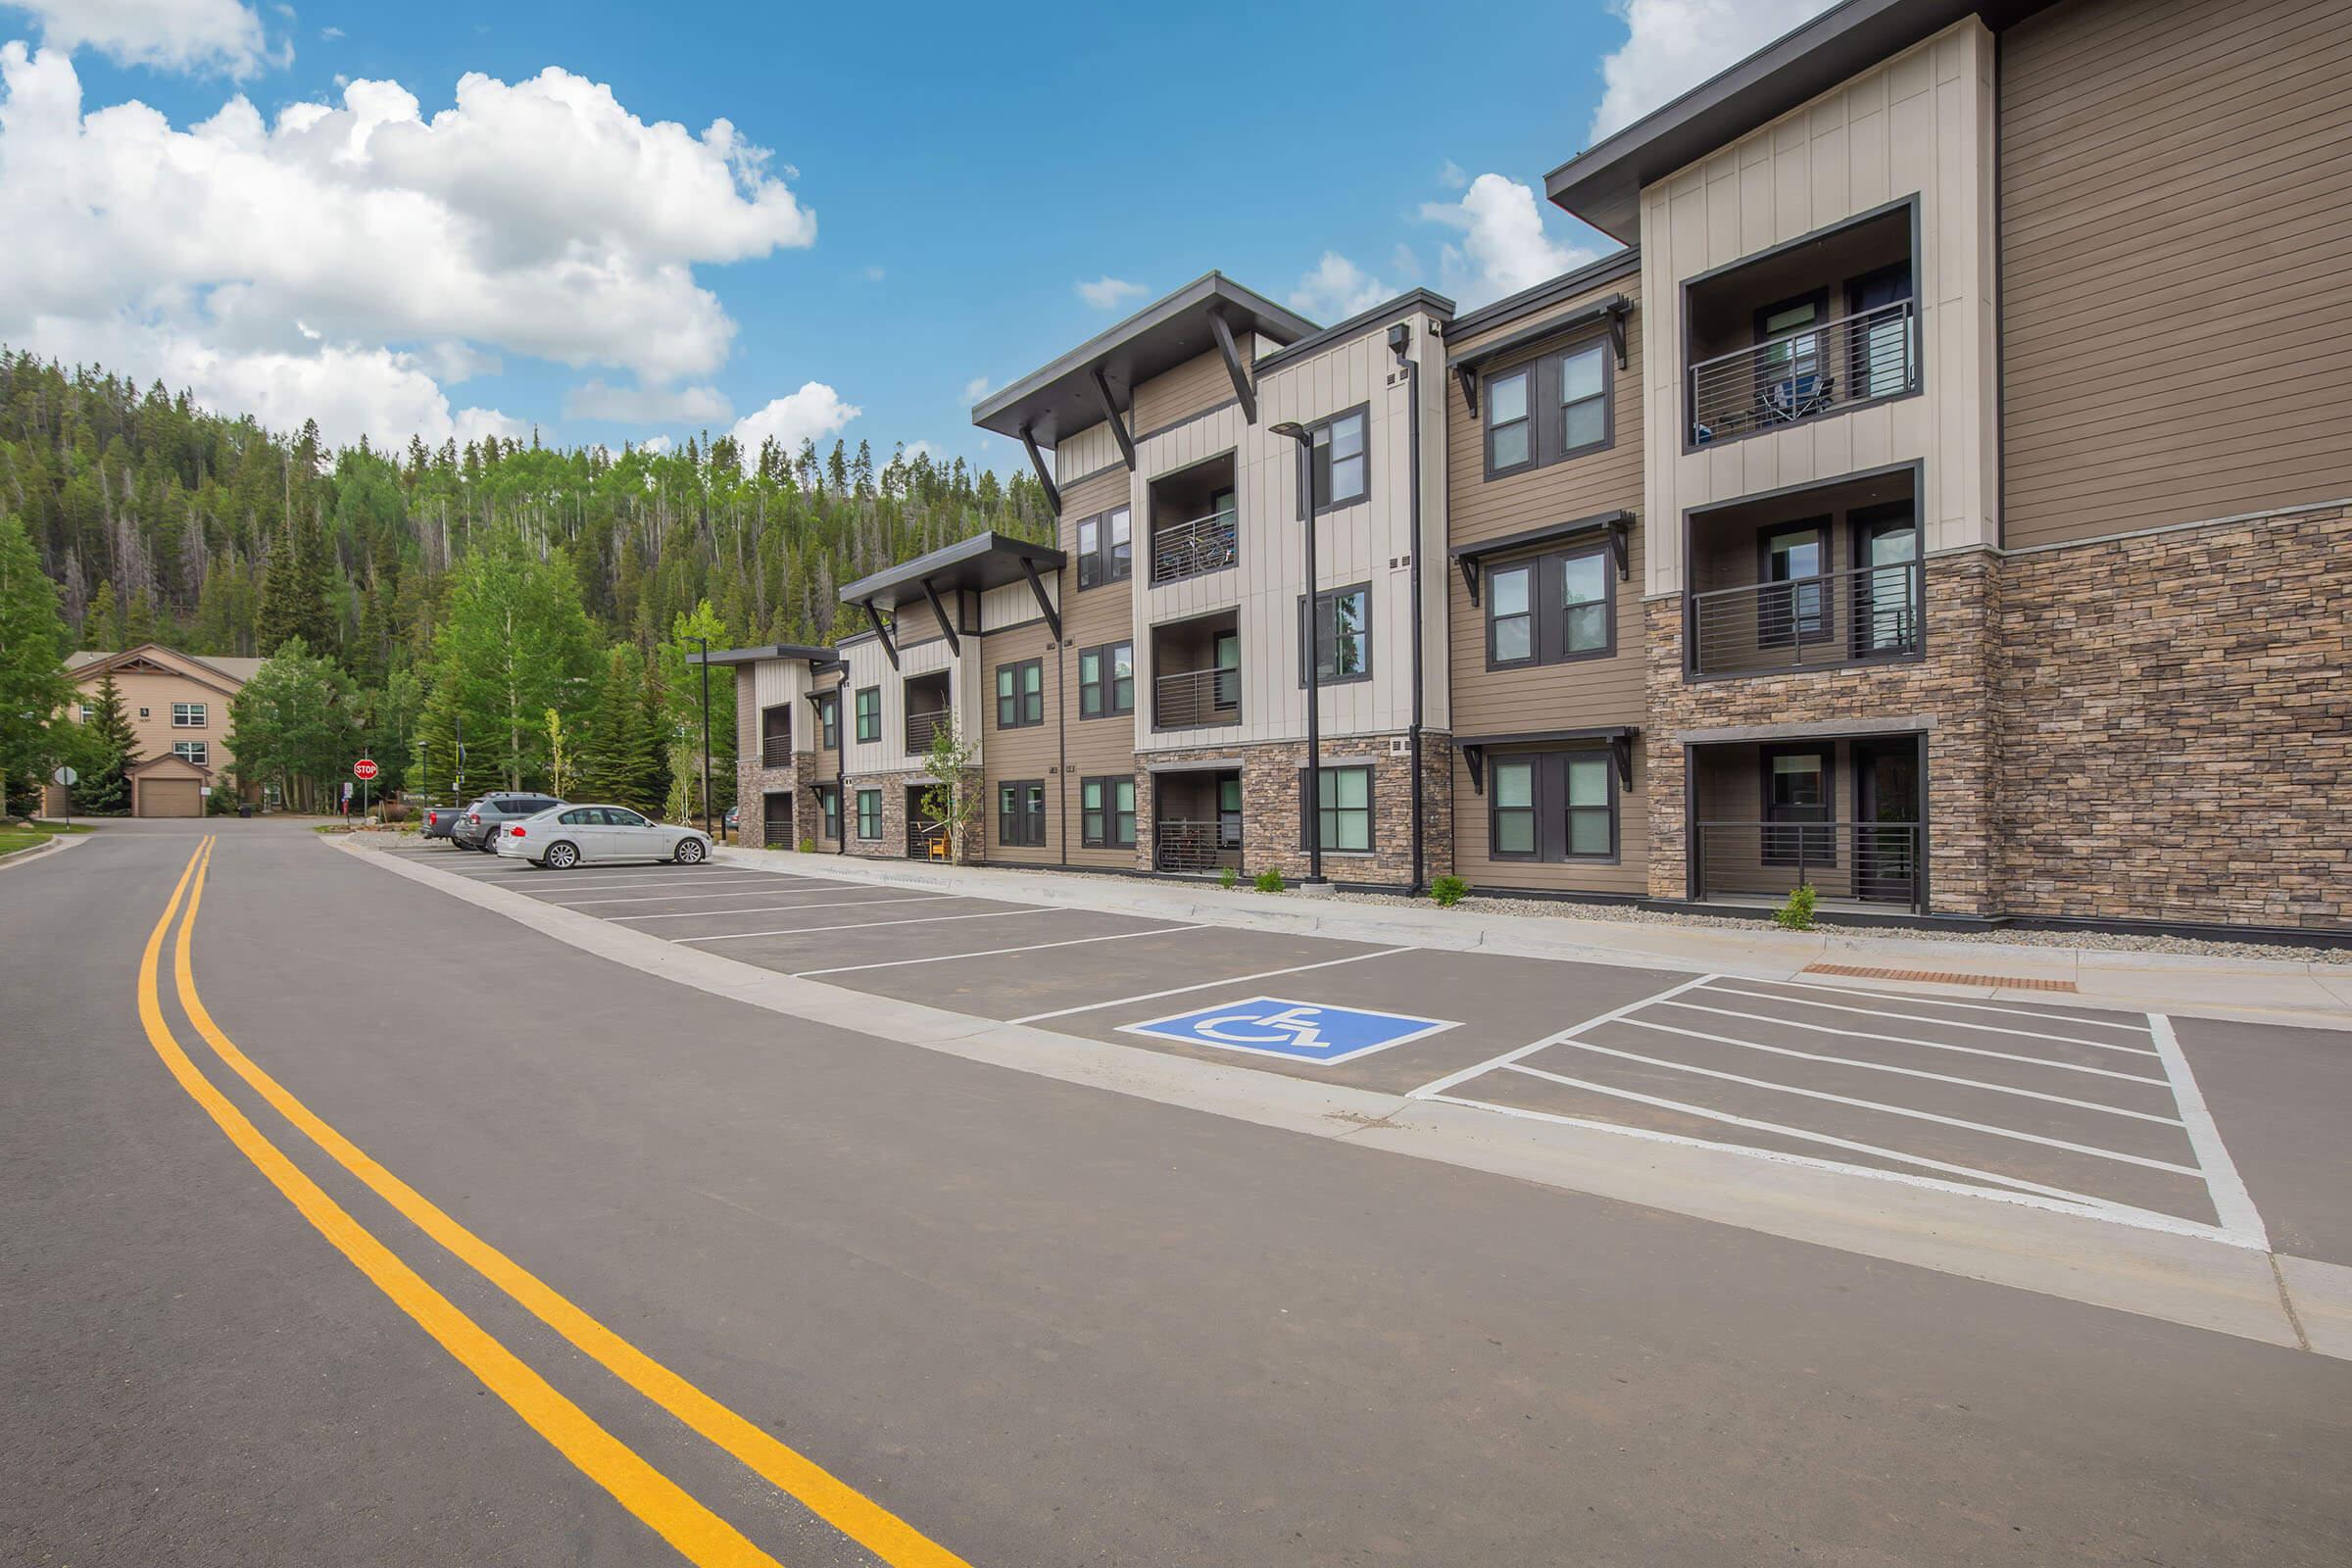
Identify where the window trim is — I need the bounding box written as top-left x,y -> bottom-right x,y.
171,701 -> 208,729
1296,581 -> 1374,688
1074,506 -> 1133,591
1079,774 -> 1137,850
1076,639 -> 1135,720
1297,763 -> 1376,856
1759,742 -> 1837,869
996,778 -> 1047,848
854,685 -> 881,744
814,784 -> 840,841
1483,366 -> 1535,478
1484,748 -> 1620,864
1479,334 -> 1614,482
172,739 -> 211,768
995,657 -> 1045,730
1483,543 -> 1616,670
817,692 -> 840,751
854,786 -> 883,842
1298,403 -> 1371,518
1756,516 -> 1836,649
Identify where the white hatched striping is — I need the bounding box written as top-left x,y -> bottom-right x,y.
1699,984 -> 2159,1054
1770,976 -> 2154,1033
1649,1000 -> 2169,1084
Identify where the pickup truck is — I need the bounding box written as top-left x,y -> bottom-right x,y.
418,802 -> 470,841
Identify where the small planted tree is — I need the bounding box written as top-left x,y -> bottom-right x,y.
543,707 -> 572,798
920,718 -> 981,861
1774,881 -> 1819,931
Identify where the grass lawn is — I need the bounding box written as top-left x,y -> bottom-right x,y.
0,821 -> 94,858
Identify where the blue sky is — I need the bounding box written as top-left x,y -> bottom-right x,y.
1,0 -> 1827,473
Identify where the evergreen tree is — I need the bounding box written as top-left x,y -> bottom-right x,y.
226,637 -> 358,812
581,644 -> 660,811
0,514 -> 82,816
428,528 -> 599,789
73,669 -> 138,814
82,578 -> 122,650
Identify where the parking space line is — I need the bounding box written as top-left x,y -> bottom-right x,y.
1775,977 -> 2155,1033
2149,1014 -> 2270,1247
674,908 -> 1050,944
1407,973 -> 1722,1101
1619,1016 -> 2185,1123
1527,1044 -> 2202,1175
1651,1000 -> 2171,1084
1699,984 -> 2161,1054
1005,948 -> 1413,1025
794,924 -> 1206,978
560,888 -> 947,908
536,877 -> 806,898
610,896 -> 965,922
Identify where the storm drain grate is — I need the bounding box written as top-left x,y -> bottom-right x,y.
1802,962 -> 2078,993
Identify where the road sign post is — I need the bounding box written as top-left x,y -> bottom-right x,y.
354,758 -> 377,824
50,764 -> 76,829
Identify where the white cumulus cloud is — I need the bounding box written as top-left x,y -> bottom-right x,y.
564,379 -> 732,425
961,374 -> 991,404
727,381 -> 858,470
1420,173 -> 1601,309
3,0 -> 285,79
1076,276 -> 1147,311
1590,0 -> 1839,142
1287,252 -> 1391,319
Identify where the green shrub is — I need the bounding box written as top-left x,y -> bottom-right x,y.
1429,874 -> 1469,908
798,837 -> 815,853
1252,868 -> 1286,894
1217,864 -> 1239,890
1774,882 -> 1819,931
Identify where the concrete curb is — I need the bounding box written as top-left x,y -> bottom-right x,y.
0,829 -> 89,874
702,846 -> 2352,1031
343,835 -> 2338,1356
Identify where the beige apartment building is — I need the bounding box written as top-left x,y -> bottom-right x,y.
704,0 -> 2349,939
45,644 -> 263,816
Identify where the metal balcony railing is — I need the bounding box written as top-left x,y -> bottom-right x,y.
1689,298 -> 1917,445
1152,666 -> 1241,730
1688,561 -> 1923,676
907,816 -> 948,859
1692,820 -> 1923,911
760,732 -> 794,768
1152,816 -> 1242,873
1151,508 -> 1239,585
905,709 -> 951,754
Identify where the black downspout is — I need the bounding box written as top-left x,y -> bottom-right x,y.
1396,325 -> 1427,896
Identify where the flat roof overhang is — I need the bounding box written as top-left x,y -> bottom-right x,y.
837,531 -> 1067,614
970,272 -> 1317,449
685,643 -> 837,667
1544,0 -> 2053,242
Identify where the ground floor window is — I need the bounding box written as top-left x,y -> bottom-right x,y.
1761,745 -> 1834,866
1081,775 -> 1136,849
1300,765 -> 1373,853
998,779 -> 1046,847
814,785 -> 839,841
1488,750 -> 1615,861
856,787 -> 882,841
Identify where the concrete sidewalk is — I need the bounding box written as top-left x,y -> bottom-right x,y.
707,844 -> 2352,1030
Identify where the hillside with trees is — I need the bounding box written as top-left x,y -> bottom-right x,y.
0,351 -> 1050,812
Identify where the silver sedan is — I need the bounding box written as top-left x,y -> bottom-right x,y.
495,805 -> 712,869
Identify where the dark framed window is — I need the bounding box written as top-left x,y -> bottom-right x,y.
1481,338 -> 1613,480
1484,544 -> 1613,668
997,779 -> 1046,847
1077,640 -> 1134,718
1303,406 -> 1369,514
1557,342 -> 1608,456
1758,519 -> 1832,648
1485,368 -> 1533,474
995,658 -> 1044,729
1761,745 -> 1835,867
815,785 -> 839,841
1850,501 -> 1921,658
1217,775 -> 1243,849
1080,775 -> 1136,849
854,685 -> 881,743
1298,583 -> 1371,685
1487,750 -> 1617,862
855,787 -> 882,841
817,693 -> 839,750
1075,507 -> 1133,589
1299,765 -> 1373,854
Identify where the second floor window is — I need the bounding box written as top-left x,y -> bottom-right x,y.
855,686 -> 881,744
1308,409 -> 1368,514
172,702 -> 207,728
1076,508 -> 1132,589
996,659 -> 1044,728
1485,544 -> 1613,667
818,693 -> 839,749
1077,641 -> 1134,718
1300,584 -> 1371,684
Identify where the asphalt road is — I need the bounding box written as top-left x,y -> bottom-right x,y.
5,818 -> 2347,1566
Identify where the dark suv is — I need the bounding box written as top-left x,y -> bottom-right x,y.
450,793 -> 564,851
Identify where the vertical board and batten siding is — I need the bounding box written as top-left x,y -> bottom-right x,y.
1640,19 -> 1998,597
1134,307 -> 1450,753
979,577 -> 1052,633
1056,463 -> 1144,866
1131,349 -> 1237,436
1053,420 -> 1124,486
1998,0 -> 2352,548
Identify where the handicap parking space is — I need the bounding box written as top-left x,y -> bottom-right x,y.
1416,973 -> 2249,1240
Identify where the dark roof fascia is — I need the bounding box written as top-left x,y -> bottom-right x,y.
1455,724 -> 1641,747
1446,296 -> 1631,377
969,272 -> 1318,444
1448,510 -> 1636,564
1443,249 -> 1641,343
1250,288 -> 1457,378
685,643 -> 838,667
836,530 -> 1069,612
1543,0 -> 2045,241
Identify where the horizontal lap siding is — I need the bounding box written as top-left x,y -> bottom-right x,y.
979,623 -> 1062,864
1999,0 -> 2352,548
1057,465 -> 1141,866
1451,742 -> 1649,897
1132,350 -> 1234,436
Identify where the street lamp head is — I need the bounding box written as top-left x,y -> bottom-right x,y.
1268,420 -> 1311,446
1387,321 -> 1412,363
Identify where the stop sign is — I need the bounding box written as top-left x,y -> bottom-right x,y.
353,758 -> 379,781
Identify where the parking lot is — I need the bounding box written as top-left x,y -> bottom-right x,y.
384,841 -> 2349,1260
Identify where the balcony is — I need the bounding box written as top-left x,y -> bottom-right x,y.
1684,467 -> 1921,679
1683,202 -> 1916,449
759,706 -> 793,768
1152,610 -> 1241,731
1152,767 -> 1243,874
1689,737 -> 1925,912
903,671 -> 951,754
1148,453 -> 1238,588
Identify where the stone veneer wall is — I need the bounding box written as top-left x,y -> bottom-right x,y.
1995,507 -> 2351,930
837,765 -> 981,863
1139,733 -> 1452,887
1642,552 -> 2000,916
734,754 -> 822,850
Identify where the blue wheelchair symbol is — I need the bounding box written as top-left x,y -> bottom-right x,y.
1119,996 -> 1457,1064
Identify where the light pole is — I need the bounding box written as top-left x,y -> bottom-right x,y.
1268,419 -> 1326,886
683,635 -> 713,837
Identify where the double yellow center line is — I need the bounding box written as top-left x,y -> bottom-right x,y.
137,837 -> 971,1568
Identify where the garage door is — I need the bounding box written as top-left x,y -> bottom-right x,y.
138,779 -> 203,817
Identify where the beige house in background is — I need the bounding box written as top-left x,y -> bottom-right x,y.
44,644 -> 264,817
